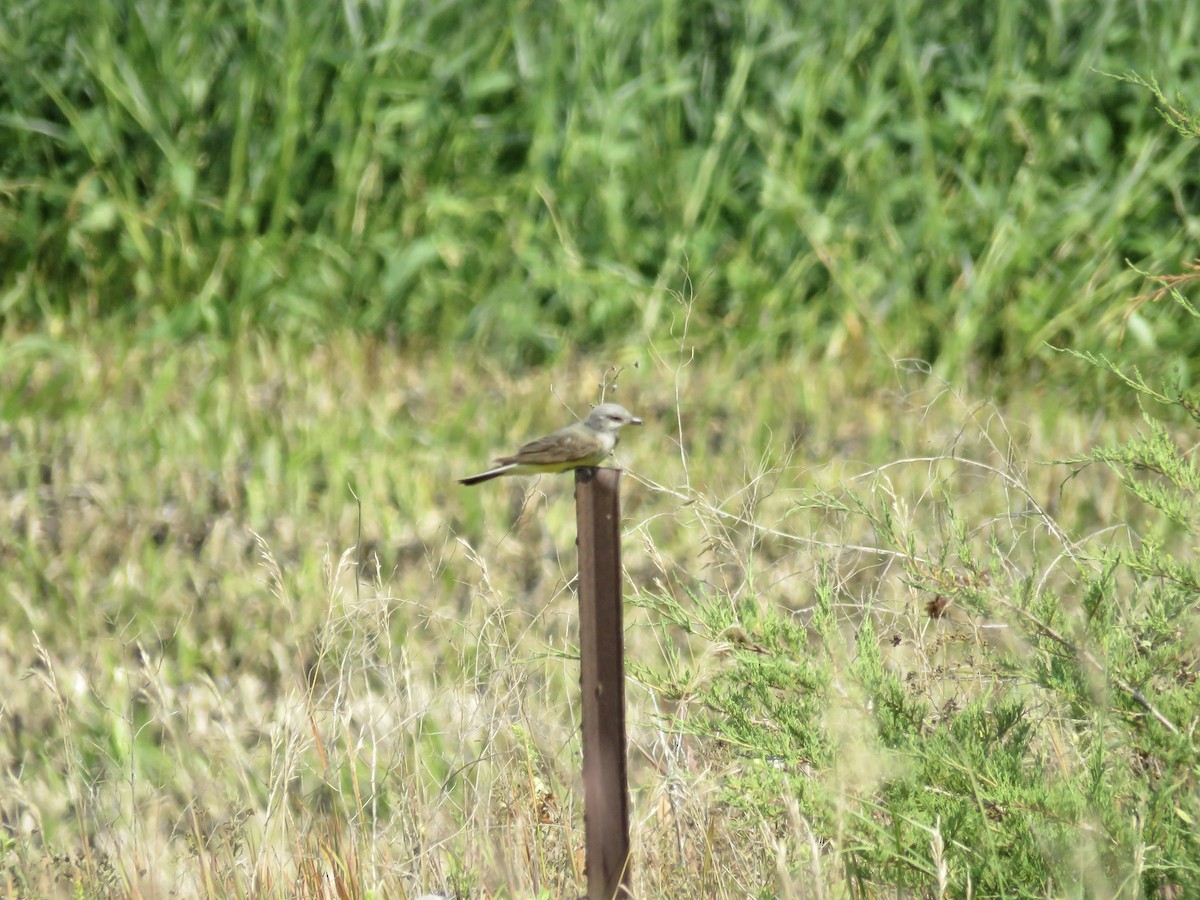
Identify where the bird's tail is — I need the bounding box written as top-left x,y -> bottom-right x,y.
457,464 -> 515,486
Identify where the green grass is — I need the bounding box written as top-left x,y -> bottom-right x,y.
3,0 -> 1200,372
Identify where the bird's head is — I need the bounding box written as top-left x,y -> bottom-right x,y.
586,403 -> 644,433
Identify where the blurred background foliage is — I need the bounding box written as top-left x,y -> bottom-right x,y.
1,0 -> 1198,372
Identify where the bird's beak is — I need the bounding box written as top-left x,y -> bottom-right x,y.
630,415 -> 644,426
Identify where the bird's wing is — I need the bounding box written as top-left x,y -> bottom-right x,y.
497,423 -> 604,465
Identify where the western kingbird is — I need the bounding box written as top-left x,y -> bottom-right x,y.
458,403 -> 644,486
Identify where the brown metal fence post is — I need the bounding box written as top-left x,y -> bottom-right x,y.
575,466 -> 633,899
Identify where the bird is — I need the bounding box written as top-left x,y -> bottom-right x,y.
458,403 -> 644,486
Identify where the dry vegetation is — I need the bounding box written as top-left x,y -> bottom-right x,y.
8,314 -> 1188,898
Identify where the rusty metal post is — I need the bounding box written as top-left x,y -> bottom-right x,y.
575,466 -> 633,899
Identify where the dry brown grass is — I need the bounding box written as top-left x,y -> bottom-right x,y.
0,326 -> 1149,897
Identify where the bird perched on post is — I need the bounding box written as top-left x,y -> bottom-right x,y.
458,403 -> 643,486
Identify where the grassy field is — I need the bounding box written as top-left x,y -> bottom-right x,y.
4,0 -> 1200,896
3,305 -> 1200,897
4,0 -> 1200,368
